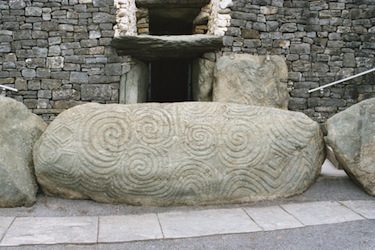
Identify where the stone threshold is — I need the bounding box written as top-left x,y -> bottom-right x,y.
1,200 -> 374,247
111,34 -> 223,61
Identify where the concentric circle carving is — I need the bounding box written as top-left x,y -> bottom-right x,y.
113,146 -> 172,198
133,108 -> 175,147
219,122 -> 264,167
80,110 -> 132,169
181,124 -> 218,158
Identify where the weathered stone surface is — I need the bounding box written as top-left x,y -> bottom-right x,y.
135,0 -> 210,8
34,102 -> 324,206
120,60 -> 149,104
0,96 -> 47,207
213,54 -> 289,109
111,35 -> 223,61
192,58 -> 215,101
325,98 -> 375,196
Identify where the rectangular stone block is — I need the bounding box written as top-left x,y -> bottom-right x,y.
158,209 -> 261,239
70,72 -> 88,84
0,217 -> 98,246
281,201 -> 365,226
0,217 -> 14,241
98,214 -> 163,243
244,206 -> 304,231
341,201 -> 375,220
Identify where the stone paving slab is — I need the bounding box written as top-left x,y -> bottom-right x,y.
0,217 -> 14,241
0,200 -> 373,246
243,206 -> 304,231
98,214 -> 163,243
0,217 -> 98,247
158,208 -> 261,239
281,201 -> 365,226
341,200 -> 375,219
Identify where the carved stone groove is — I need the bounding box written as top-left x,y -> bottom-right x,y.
34,102 -> 325,206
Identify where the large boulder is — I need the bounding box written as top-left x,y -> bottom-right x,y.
34,102 -> 324,206
326,98 -> 375,196
213,54 -> 289,109
0,96 -> 47,207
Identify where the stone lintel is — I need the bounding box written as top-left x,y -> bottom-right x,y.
135,0 -> 210,8
111,35 -> 223,61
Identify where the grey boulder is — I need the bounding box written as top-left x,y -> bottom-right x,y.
213,54 -> 289,109
0,96 -> 47,207
34,102 -> 324,206
326,98 -> 375,196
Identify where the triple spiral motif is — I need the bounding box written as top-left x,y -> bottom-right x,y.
34,102 -> 322,205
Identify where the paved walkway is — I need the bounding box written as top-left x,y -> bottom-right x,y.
1,200 -> 374,247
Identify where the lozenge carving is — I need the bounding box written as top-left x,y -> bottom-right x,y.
34,102 -> 324,206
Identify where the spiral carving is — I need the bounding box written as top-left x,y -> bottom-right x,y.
33,102 -> 324,206
179,102 -> 220,119
181,124 -> 218,158
171,160 -> 218,203
221,103 -> 260,120
80,110 -> 132,170
113,146 -> 171,198
133,107 -> 175,147
219,122 -> 264,167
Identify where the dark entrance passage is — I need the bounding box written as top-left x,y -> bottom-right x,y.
149,59 -> 192,102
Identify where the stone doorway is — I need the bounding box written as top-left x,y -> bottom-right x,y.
149,59 -> 192,102
113,0 -> 228,104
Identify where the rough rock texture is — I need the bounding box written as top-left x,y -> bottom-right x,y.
0,96 -> 47,207
213,54 -> 289,109
192,58 -> 215,101
135,0 -> 210,8
326,98 -> 375,196
34,102 -> 325,206
120,59 -> 149,104
111,35 -> 223,61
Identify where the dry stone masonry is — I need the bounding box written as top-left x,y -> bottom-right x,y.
223,0 -> 375,124
0,0 -> 373,124
34,102 -> 325,206
1,0 -> 123,122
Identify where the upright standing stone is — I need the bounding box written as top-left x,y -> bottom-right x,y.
0,96 -> 47,207
192,58 -> 215,101
213,54 -> 289,109
326,98 -> 375,196
34,102 -> 324,206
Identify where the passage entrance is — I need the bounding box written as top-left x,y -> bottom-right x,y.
149,59 -> 192,102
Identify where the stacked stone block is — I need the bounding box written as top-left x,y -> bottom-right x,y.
0,0 -> 124,122
0,0 -> 374,125
224,0 -> 375,124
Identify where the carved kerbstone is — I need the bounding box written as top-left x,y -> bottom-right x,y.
34,102 -> 325,206
326,98 -> 375,196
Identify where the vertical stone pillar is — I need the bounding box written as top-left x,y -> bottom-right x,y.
192,58 -> 215,101
120,60 -> 149,104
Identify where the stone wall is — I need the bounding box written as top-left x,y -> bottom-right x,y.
224,0 -> 375,124
0,0 -> 124,122
0,0 -> 374,124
